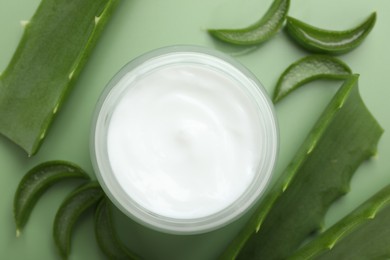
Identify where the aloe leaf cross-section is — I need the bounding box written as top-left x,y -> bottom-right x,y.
0,0 -> 119,156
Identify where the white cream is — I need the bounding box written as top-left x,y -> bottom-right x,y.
107,64 -> 263,219
92,47 -> 278,234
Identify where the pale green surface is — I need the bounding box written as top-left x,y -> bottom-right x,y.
0,0 -> 389,259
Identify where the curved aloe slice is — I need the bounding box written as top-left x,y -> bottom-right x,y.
219,75 -> 383,259
95,198 -> 141,260
208,0 -> 290,45
286,12 -> 376,54
0,0 -> 119,156
273,55 -> 352,103
290,184 -> 390,259
53,182 -> 104,258
14,160 -> 90,236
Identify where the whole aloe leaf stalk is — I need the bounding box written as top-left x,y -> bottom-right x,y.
290,184 -> 390,259
0,0 -> 119,156
219,75 -> 383,259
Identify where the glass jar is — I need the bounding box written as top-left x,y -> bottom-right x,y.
90,46 -> 278,234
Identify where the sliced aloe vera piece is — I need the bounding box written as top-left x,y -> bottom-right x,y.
53,182 -> 104,258
290,184 -> 390,259
95,198 -> 141,260
0,0 -> 119,156
208,0 -> 290,45
219,75 -> 383,259
285,12 -> 376,55
273,55 -> 352,103
14,160 -> 90,236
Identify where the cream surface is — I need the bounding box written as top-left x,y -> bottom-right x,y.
107,63 -> 263,219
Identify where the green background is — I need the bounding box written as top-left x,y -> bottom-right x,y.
1,0 -> 389,259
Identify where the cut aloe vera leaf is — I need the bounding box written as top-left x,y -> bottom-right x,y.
53,182 -> 104,259
14,160 -> 90,236
285,12 -> 376,55
95,198 -> 141,260
290,184 -> 390,259
208,0 -> 290,45
0,0 -> 119,156
219,75 -> 383,259
273,55 -> 352,103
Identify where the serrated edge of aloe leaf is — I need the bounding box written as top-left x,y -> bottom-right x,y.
30,0 -> 121,156
53,181 -> 103,259
14,160 -> 90,236
219,75 -> 383,259
60,0 -> 120,90
0,0 -> 120,156
95,198 -> 141,260
208,0 -> 290,45
273,55 -> 352,103
290,184 -> 390,259
285,12 -> 376,55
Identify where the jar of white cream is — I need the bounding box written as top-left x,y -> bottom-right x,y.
91,46 -> 278,234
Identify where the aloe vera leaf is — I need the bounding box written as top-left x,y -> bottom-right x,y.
53,181 -> 104,259
14,160 -> 90,236
95,198 -> 141,260
0,0 -> 119,156
219,75 -> 383,259
290,184 -> 390,259
273,55 -> 352,103
285,12 -> 376,55
208,0 -> 290,45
